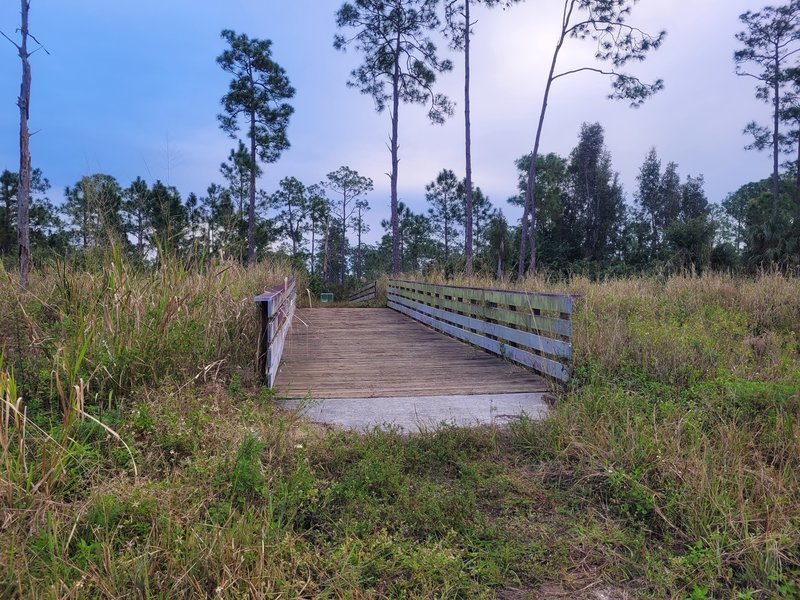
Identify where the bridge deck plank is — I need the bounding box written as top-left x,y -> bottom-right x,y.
275,308 -> 549,399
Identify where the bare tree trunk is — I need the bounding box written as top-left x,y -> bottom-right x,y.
81,197 -> 88,248
400,228 -> 405,270
390,33 -> 402,275
771,46 -> 780,226
340,195 -> 347,285
496,234 -> 504,279
519,0 -> 578,278
357,221 -> 363,280
247,111 -> 257,265
518,202 -> 528,278
523,23 -> 567,277
323,216 -> 331,283
137,212 -> 144,259
17,0 -> 31,289
796,132 -> 800,194
310,227 -> 316,275
463,0 -> 474,276
444,216 -> 449,273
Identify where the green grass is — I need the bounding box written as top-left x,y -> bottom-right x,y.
1,257 -> 799,598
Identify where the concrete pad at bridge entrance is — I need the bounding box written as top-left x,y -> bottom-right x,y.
279,392 -> 551,433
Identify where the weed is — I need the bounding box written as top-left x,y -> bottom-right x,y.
226,433 -> 266,504
227,374 -> 243,397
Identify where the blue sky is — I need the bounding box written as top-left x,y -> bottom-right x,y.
0,0 -> 775,243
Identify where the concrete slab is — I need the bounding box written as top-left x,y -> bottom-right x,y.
280,393 -> 551,433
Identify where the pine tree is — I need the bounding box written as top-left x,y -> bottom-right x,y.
325,166 -> 374,284
217,30 -> 294,264
335,0 -> 452,274
519,0 -> 665,275
270,177 -> 310,259
635,148 -> 662,255
735,1 -> 800,224
426,168 -> 462,273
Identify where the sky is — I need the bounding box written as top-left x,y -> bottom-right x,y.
0,0 -> 777,244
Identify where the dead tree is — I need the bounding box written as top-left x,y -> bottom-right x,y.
2,1 -> 47,288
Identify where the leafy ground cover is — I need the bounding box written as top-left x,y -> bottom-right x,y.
1,258 -> 798,598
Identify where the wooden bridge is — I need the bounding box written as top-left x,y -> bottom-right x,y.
255,279 -> 573,429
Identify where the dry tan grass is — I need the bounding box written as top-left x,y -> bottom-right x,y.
1,260 -> 798,598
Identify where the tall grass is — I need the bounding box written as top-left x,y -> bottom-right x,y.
0,249 -> 291,524
0,248 -> 292,407
1,259 -> 799,598
415,269 -> 800,384
402,270 -> 800,596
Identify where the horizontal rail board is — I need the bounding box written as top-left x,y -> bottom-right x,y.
388,285 -> 572,338
388,293 -> 572,360
392,279 -> 572,315
388,279 -> 574,383
349,292 -> 376,302
349,282 -> 377,303
254,279 -> 294,303
389,300 -> 569,382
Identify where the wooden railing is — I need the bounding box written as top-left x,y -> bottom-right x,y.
348,281 -> 377,303
254,277 -> 296,387
387,280 -> 573,382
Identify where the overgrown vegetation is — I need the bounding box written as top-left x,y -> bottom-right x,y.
1,256 -> 798,598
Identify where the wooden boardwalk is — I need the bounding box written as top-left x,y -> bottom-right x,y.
274,308 -> 549,399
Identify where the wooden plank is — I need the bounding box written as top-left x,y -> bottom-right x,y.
392,279 -> 572,314
349,292 -> 376,302
390,279 -> 573,315
349,282 -> 377,303
388,293 -> 572,360
387,285 -> 572,338
267,280 -> 296,343
275,308 -> 550,398
254,278 -> 295,303
388,301 -> 570,382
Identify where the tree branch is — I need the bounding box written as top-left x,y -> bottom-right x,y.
552,66 -> 619,81
736,70 -> 768,81
27,31 -> 49,54
0,29 -> 21,51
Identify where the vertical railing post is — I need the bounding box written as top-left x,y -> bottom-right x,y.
256,297 -> 271,382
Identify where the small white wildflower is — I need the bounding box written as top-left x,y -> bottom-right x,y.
294,443 -> 303,449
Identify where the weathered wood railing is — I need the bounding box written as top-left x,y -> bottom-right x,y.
254,277 -> 296,387
348,281 -> 377,303
387,280 -> 573,382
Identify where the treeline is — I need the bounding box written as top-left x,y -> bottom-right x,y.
0,159 -> 378,289
4,120 -> 796,285
365,123 -> 800,278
